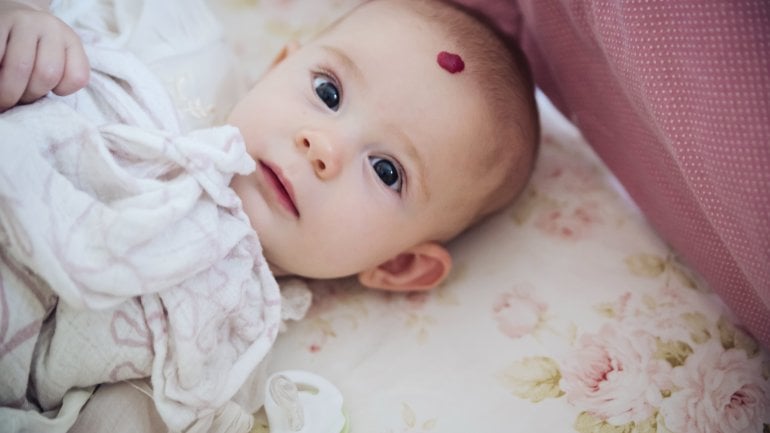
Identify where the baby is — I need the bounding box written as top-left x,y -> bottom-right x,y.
227,0 -> 539,291
0,0 -> 537,431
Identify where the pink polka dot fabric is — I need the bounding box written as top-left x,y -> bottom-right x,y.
457,0 -> 770,347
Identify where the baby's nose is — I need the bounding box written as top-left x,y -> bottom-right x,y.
295,130 -> 343,180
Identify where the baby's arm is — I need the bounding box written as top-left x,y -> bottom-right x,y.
0,0 -> 89,112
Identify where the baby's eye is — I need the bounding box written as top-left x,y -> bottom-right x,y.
369,156 -> 403,192
313,75 -> 340,111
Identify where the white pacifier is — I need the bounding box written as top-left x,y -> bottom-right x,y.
264,370 -> 348,433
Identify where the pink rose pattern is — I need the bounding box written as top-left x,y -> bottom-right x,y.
659,342 -> 770,433
493,289 -> 547,339
534,201 -> 603,241
560,323 -> 673,425
526,135 -> 611,241
494,284 -> 770,432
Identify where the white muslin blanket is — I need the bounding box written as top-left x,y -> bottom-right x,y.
0,32 -> 281,433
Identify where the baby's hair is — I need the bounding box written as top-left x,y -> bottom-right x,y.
397,0 -> 540,239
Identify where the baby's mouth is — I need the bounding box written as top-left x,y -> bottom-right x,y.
259,160 -> 300,218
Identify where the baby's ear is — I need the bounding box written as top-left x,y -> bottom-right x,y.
268,41 -> 301,69
358,242 -> 452,292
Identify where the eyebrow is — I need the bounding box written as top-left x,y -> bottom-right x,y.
320,45 -> 365,84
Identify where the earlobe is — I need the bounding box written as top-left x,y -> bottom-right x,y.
358,242 -> 452,292
268,41 -> 301,69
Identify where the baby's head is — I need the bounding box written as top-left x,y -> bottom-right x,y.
228,0 -> 538,291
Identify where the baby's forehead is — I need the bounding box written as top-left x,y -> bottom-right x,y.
311,28 -> 486,142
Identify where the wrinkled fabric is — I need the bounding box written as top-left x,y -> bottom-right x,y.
0,34 -> 281,433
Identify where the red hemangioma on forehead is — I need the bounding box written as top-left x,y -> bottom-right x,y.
437,51 -> 465,73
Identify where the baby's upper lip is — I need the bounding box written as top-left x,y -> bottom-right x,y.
259,160 -> 299,218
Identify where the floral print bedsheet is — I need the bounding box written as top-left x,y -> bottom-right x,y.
210,1 -> 770,432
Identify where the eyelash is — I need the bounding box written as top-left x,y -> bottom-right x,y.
369,155 -> 406,194
312,66 -> 343,110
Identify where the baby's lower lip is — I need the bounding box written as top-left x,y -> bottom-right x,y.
259,161 -> 299,218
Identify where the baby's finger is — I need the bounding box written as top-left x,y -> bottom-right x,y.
20,34 -> 65,104
52,36 -> 89,96
0,28 -> 38,109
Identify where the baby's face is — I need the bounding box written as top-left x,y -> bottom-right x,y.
228,1 -> 492,279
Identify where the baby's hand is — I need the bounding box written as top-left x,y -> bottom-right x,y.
0,0 -> 89,112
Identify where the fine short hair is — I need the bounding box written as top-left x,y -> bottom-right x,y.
399,0 -> 540,239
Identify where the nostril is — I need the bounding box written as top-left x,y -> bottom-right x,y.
303,138 -> 310,148
315,160 -> 326,171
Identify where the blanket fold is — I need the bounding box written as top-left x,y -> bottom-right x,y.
0,32 -> 281,433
